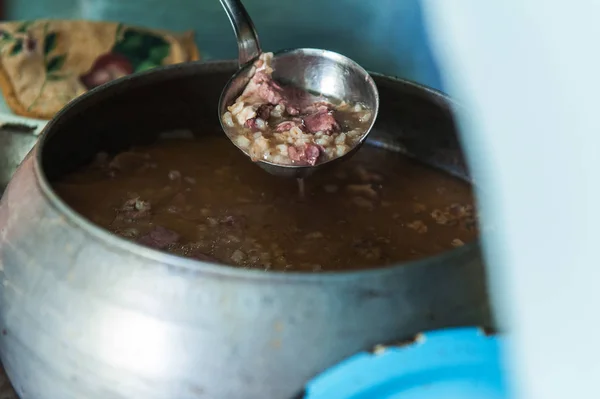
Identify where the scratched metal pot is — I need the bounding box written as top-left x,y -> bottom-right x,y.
0,60 -> 490,399
0,118 -> 45,194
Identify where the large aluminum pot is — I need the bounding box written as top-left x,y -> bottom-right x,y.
0,60 -> 490,399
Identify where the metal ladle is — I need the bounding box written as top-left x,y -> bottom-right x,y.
218,0 -> 380,178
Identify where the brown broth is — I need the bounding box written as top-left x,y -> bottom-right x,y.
53,136 -> 478,272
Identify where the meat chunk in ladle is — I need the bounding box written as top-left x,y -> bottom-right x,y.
218,0 -> 379,179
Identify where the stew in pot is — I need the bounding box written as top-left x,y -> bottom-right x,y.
53,135 -> 477,272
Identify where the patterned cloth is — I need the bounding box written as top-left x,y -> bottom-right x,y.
0,19 -> 200,119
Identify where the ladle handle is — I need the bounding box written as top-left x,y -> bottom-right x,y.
219,0 -> 262,66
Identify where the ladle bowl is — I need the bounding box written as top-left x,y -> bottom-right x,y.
218,0 -> 379,178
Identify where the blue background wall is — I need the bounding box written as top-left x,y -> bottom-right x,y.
7,0 -> 443,91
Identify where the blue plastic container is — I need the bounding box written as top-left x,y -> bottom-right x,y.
304,327 -> 507,399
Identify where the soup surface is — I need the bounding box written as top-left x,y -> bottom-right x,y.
53,135 -> 477,272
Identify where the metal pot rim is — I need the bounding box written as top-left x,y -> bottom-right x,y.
32,59 -> 477,281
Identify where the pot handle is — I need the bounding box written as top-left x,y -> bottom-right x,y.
219,0 -> 262,67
